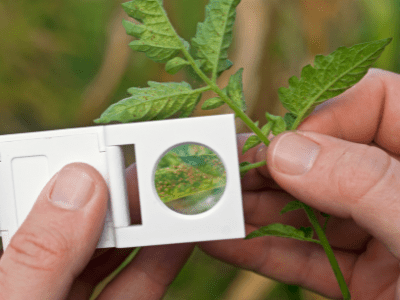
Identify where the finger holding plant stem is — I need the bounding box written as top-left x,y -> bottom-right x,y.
184,39 -> 350,297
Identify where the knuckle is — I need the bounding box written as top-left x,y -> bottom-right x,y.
7,226 -> 70,272
330,144 -> 391,202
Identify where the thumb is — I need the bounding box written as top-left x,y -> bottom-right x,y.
267,131 -> 400,258
0,163 -> 108,299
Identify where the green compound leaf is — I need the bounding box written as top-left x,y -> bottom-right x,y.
191,0 -> 241,79
280,200 -> 304,215
165,57 -> 190,74
122,0 -> 188,63
94,81 -> 202,123
155,153 -> 226,203
245,223 -> 320,244
279,38 -> 392,128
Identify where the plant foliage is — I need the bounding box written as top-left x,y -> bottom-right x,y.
191,0 -> 240,79
94,1 -> 392,298
279,38 -> 392,129
245,223 -> 319,244
154,144 -> 226,202
121,0 -> 188,63
94,82 -> 203,123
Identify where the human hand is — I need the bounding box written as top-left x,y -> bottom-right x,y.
0,163 -> 194,299
199,68 -> 400,300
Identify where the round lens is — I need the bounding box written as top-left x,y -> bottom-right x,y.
154,143 -> 226,215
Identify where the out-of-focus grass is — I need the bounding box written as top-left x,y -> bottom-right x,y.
1,1 -> 399,299
90,247 -> 239,300
163,247 -> 239,300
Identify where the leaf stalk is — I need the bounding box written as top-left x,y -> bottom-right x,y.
239,160 -> 266,173
302,204 -> 351,300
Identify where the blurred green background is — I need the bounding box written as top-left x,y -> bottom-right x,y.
0,0 -> 398,299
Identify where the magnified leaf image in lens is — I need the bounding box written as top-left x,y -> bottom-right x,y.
154,143 -> 226,215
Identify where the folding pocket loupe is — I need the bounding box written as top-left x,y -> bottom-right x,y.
0,114 -> 245,249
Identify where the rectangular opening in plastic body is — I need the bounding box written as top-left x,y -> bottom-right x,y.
121,144 -> 142,225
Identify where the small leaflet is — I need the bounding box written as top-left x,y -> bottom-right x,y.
265,112 -> 286,135
242,136 -> 262,155
280,200 -> 304,215
165,57 -> 190,74
202,97 -> 225,110
122,19 -> 145,38
227,68 -> 246,112
122,0 -> 189,63
191,0 -> 241,79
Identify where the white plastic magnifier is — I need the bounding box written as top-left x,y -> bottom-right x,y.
0,114 -> 245,249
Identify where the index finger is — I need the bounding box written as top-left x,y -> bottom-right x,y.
298,68 -> 400,154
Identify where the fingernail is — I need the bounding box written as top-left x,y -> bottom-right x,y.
271,132 -> 320,175
49,166 -> 95,210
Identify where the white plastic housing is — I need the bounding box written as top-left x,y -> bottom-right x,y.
0,114 -> 245,249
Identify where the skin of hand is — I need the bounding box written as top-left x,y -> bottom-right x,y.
0,164 -> 195,300
1,67 -> 399,300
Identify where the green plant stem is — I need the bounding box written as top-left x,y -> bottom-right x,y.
180,47 -> 270,147
288,90 -> 349,296
195,86 -> 214,93
302,204 -> 351,300
90,247 -> 142,299
239,160 -> 266,173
